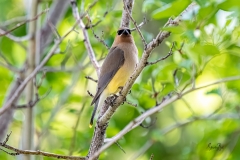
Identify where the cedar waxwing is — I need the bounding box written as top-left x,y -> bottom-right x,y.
90,27 -> 138,127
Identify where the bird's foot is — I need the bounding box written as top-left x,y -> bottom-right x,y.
108,94 -> 118,106
118,86 -> 124,94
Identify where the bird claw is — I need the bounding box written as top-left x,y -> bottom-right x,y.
118,86 -> 124,94
107,94 -> 118,106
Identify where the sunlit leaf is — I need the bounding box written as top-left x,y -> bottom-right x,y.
152,0 -> 191,19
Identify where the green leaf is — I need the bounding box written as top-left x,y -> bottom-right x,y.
182,30 -> 198,43
162,25 -> 185,34
197,4 -> 218,20
195,0 -> 210,7
206,88 -> 222,96
202,45 -> 220,55
152,0 -> 191,19
218,0 -> 240,11
142,0 -> 162,12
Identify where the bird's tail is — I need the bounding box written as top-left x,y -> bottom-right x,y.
89,100 -> 99,128
89,91 -> 108,128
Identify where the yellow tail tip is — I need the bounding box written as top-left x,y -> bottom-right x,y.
89,124 -> 93,128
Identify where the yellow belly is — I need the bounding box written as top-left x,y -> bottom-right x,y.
106,66 -> 130,94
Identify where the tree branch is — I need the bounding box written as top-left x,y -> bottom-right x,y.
0,142 -> 85,160
40,0 -> 70,55
87,2 -> 198,160
0,8 -> 49,37
130,17 -> 148,31
120,0 -> 135,27
98,2 -> 197,127
88,14 -> 110,49
90,75 -> 240,159
0,24 -> 78,116
123,0 -> 147,48
0,132 -> 86,159
0,16 -> 27,27
0,29 -> 31,42
22,0 -> 39,156
87,0 -> 136,159
71,0 -> 100,77
146,42 -> 175,65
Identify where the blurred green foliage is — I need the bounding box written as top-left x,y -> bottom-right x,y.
1,0 -> 240,160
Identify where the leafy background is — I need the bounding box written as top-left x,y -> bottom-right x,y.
0,0 -> 240,159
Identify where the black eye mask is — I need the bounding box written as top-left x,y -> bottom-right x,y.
117,29 -> 131,35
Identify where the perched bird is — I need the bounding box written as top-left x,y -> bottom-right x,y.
90,27 -> 138,127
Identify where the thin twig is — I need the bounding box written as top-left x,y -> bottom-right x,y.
69,104 -> 86,156
0,52 -> 22,73
0,16 -> 27,27
123,0 -> 147,48
35,72 -> 81,149
130,16 -> 148,31
125,100 -> 137,107
161,113 -> 240,135
85,76 -> 98,83
87,90 -> 94,98
19,84 -> 50,114
80,0 -> 98,19
146,42 -> 175,65
0,29 -> 31,41
0,8 -> 49,36
14,95 -> 39,109
71,0 -> 100,76
0,132 -> 85,159
47,21 -> 61,40
0,61 -> 21,73
114,142 -> 126,154
0,23 -> 78,116
181,98 -> 195,115
2,131 -> 12,145
90,74 -> 240,160
87,13 -> 109,49
0,143 -> 85,159
39,0 -> 69,55
85,10 -> 110,29
36,71 -> 46,88
88,2 -> 197,160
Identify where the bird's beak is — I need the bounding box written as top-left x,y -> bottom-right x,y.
120,29 -> 129,36
125,29 -> 129,34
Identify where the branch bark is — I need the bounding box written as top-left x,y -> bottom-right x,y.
71,0 -> 100,76
90,75 -> 240,159
87,0 -> 136,159
0,0 -> 70,141
88,2 -> 196,160
22,1 -> 38,160
40,0 -> 70,55
99,2 -> 197,128
0,135 -> 85,160
0,24 -> 77,116
120,0 -> 135,27
0,79 -> 23,141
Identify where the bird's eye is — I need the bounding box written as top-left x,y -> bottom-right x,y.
117,30 -> 124,35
